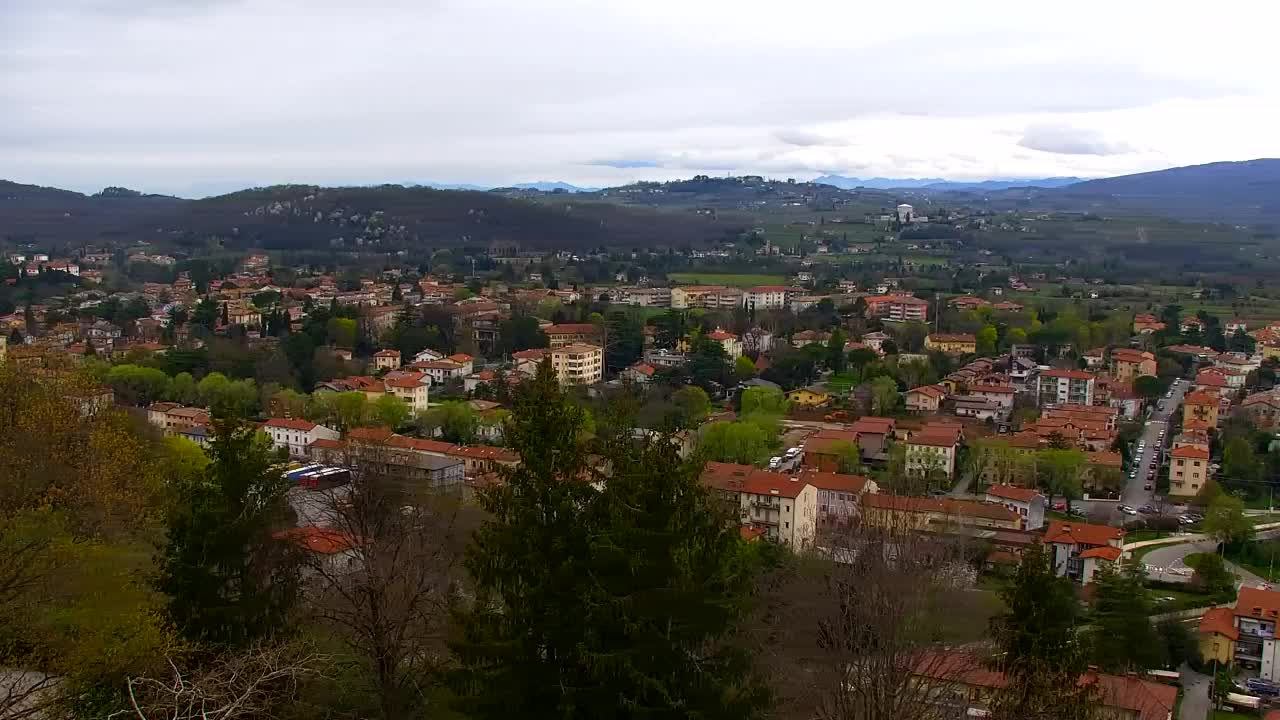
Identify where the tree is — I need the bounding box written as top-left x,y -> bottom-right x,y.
154,416 -> 299,647
698,420 -> 777,465
1035,449 -> 1086,509
104,364 -> 172,405
1086,561 -> 1164,672
976,324 -> 998,355
826,440 -> 864,474
734,354 -> 758,380
1132,375 -> 1165,402
1190,552 -> 1236,600
988,544 -> 1098,720
824,329 -> 847,372
687,333 -> 731,393
450,362 -> 768,719
169,371 -> 199,405
420,400 -> 479,444
1157,619 -> 1199,670
671,385 -> 711,429
371,394 -> 410,429
1223,436 -> 1262,484
740,385 -> 789,416
498,314 -> 549,356
604,309 -> 644,372
1203,494 -> 1252,549
869,375 -> 899,415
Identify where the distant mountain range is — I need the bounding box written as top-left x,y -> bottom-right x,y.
811,175 -> 1084,191
416,181 -> 598,193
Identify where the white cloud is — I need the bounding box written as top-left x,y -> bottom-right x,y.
1,0 -> 1277,195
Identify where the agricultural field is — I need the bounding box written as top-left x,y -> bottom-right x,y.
667,272 -> 789,287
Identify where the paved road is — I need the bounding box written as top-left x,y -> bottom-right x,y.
1075,378 -> 1190,524
1140,528 -> 1280,586
1180,664 -> 1210,720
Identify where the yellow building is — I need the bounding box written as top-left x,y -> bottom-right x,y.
1198,607 -> 1237,665
551,343 -> 603,386
924,333 -> 977,355
786,386 -> 831,408
1182,391 -> 1220,428
1170,444 -> 1210,496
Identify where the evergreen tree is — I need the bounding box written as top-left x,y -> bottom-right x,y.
1086,561 -> 1165,672
450,361 -> 768,718
825,328 -> 847,372
988,544 -> 1098,720
154,416 -> 299,647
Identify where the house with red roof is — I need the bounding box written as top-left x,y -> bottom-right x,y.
860,494 -> 1023,531
1170,444 -> 1211,496
1043,520 -> 1124,584
982,484 -> 1046,530
263,417 -> 340,458
705,328 -> 742,359
372,348 -> 401,371
274,527 -> 362,575
912,651 -> 1176,720
905,425 -> 962,480
621,362 -> 657,383
700,462 -> 817,547
905,384 -> 946,413
1200,607 -> 1239,666
797,469 -> 878,526
543,323 -> 603,348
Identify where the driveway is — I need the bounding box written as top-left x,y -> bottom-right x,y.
1179,664 -> 1210,720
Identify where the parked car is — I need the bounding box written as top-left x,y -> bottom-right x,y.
1118,505 -> 1138,515
1144,482 -> 1154,491
767,456 -> 782,469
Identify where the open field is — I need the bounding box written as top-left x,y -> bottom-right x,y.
667,272 -> 789,287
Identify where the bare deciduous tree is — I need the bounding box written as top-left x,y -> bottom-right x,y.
754,510 -> 984,720
115,643 -> 329,720
298,445 -> 481,720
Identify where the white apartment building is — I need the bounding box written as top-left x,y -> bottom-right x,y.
706,329 -> 743,359
701,462 -> 818,547
551,343 -> 604,386
670,285 -> 744,310
263,418 -> 340,458
1037,369 -> 1095,407
742,285 -> 792,311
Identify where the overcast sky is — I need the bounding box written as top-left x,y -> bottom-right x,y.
4,0 -> 1277,197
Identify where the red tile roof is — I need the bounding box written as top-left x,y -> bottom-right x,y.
1171,445 -> 1210,460
1041,368 -> 1094,380
1200,607 -> 1239,640
544,323 -> 600,335
1236,586 -> 1280,622
985,484 -> 1043,503
347,426 -> 396,443
861,494 -> 1019,522
373,349 -> 400,357
797,470 -> 872,494
969,384 -> 1015,394
1184,391 -> 1219,406
706,330 -> 737,341
1078,546 -> 1123,561
273,527 -> 359,555
700,462 -> 807,499
512,348 -> 548,360
265,417 -> 319,431
308,438 -> 347,450
1043,521 -> 1123,547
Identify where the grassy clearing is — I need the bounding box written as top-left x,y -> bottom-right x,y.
667,272 -> 789,287
1146,587 -> 1218,613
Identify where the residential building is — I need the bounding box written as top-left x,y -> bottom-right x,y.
905,385 -> 946,413
274,527 -> 361,576
700,462 -> 818,547
953,397 -> 1004,421
1170,444 -> 1211,496
551,343 -> 604,386
859,494 -> 1023,531
413,359 -> 469,385
705,329 -> 742,359
861,331 -> 890,353
983,485 -> 1046,531
790,329 -> 831,348
863,294 -> 929,323
798,470 -> 878,526
621,362 -> 657,383
1133,313 -> 1166,334
146,402 -> 211,434
383,371 -> 431,412
1200,607 -> 1239,666
905,426 -> 961,480
966,384 -> 1015,409
1229,586 -> 1280,680
1110,348 -> 1157,381
1242,390 -> 1280,429
1183,391 -> 1220,428
263,418 -> 340,458
911,653 -> 1177,720
786,386 -> 831,408
924,333 -> 977,354
670,285 -> 744,310
1043,521 -> 1124,584
741,285 -> 792,311
543,323 -> 603,348
741,327 -> 774,354
373,349 -> 401,370
1037,369 -> 1095,407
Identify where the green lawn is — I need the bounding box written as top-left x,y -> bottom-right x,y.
667,272 -> 789,287
1146,587 -> 1218,613
1213,710 -> 1260,720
